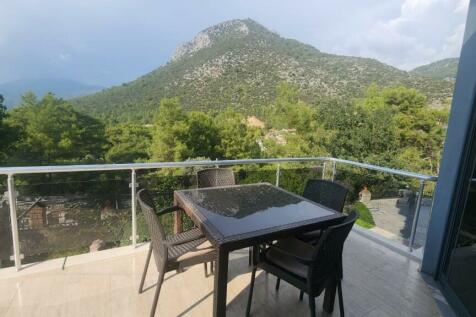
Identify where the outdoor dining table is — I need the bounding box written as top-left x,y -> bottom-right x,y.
173,182 -> 346,317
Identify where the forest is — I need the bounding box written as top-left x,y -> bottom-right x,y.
0,83 -> 448,176
0,83 -> 449,265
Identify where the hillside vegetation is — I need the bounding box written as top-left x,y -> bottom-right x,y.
72,19 -> 454,123
410,58 -> 459,81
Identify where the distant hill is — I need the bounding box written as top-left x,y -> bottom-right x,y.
73,19 -> 454,123
0,78 -> 103,108
410,58 -> 459,81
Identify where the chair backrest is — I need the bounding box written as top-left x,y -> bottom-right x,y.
197,168 -> 236,188
302,179 -> 348,212
309,212 -> 357,285
137,189 -> 167,270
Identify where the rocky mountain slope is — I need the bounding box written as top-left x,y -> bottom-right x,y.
410,58 -> 459,81
72,19 -> 454,123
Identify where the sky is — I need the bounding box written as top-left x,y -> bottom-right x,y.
0,0 -> 469,87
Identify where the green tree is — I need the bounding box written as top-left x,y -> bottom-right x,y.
214,108 -> 261,159
185,111 -> 221,159
150,98 -> 190,162
0,94 -> 19,164
262,132 -> 312,157
362,86 -> 448,174
150,98 -> 222,161
262,83 -> 329,157
105,124 -> 152,163
6,93 -> 107,165
316,98 -> 398,165
265,83 -> 314,132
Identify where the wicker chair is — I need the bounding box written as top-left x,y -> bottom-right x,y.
246,212 -> 357,317
196,168 -> 236,188
137,189 -> 217,317
297,179 -> 349,242
197,167 -> 254,267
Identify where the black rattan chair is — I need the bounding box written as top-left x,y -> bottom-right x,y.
197,168 -> 236,188
196,167 -> 253,267
246,212 -> 357,317
297,179 -> 349,242
137,189 -> 217,317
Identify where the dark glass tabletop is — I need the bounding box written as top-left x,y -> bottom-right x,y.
175,183 -> 339,241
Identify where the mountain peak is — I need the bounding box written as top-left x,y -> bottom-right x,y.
171,19 -> 268,62
73,20 -> 454,122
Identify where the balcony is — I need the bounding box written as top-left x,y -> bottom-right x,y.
0,232 -> 444,317
0,157 -> 448,316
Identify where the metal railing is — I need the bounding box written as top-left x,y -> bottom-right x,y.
0,157 -> 437,271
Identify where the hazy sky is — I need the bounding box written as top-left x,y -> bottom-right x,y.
0,0 -> 469,86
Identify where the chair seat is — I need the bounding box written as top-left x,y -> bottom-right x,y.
168,237 -> 216,270
166,227 -> 204,245
296,229 -> 323,242
265,238 -> 314,279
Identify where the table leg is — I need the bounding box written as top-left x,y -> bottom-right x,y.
213,248 -> 229,317
173,209 -> 183,234
323,282 -> 337,313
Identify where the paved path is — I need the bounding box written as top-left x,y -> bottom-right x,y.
365,197 -> 432,249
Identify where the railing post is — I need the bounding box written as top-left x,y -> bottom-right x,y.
275,164 -> 281,187
7,175 -> 22,271
322,162 -> 327,179
331,161 -> 337,182
408,180 -> 425,252
130,170 -> 138,248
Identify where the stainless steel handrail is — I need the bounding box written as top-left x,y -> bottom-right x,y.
0,156 -> 436,180
1,156 -> 437,270
328,158 -> 437,181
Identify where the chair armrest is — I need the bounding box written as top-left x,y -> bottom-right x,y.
156,205 -> 182,216
267,245 -> 313,265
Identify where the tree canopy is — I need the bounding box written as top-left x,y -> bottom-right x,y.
6,93 -> 107,165
0,84 -> 449,178
105,124 -> 152,163
150,98 -> 261,161
0,94 -> 18,164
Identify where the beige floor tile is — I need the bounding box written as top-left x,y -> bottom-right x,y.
0,280 -> 21,307
5,305 -> 62,317
0,232 -> 443,317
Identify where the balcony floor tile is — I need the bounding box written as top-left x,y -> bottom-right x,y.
0,232 -> 443,317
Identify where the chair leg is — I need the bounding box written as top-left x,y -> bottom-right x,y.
246,267 -> 257,317
299,290 -> 304,301
139,243 -> 153,294
275,278 -> 281,291
150,270 -> 165,317
308,294 -> 316,317
204,262 -> 208,277
337,280 -> 345,317
248,247 -> 252,266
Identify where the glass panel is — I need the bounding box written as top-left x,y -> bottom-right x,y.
234,162 -> 324,194
0,175 -> 14,268
2,162 -> 432,267
136,169 -> 196,238
334,164 -> 434,251
445,172 -> 476,316
14,172 -> 131,265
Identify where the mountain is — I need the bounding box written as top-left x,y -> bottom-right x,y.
0,78 -> 103,108
410,58 -> 459,81
72,19 -> 454,123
